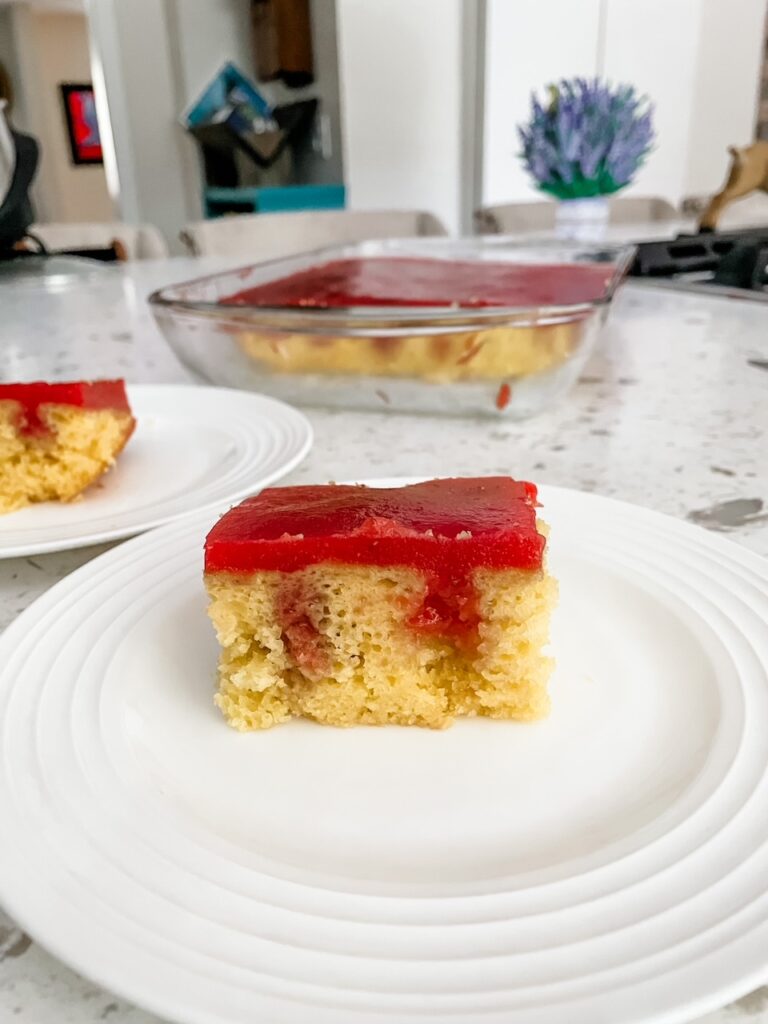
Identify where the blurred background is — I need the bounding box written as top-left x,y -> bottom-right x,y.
0,0 -> 766,256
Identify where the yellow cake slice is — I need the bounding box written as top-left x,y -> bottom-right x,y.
204,477 -> 557,730
0,379 -> 135,514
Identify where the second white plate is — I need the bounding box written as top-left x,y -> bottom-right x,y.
1,481 -> 768,1023
0,384 -> 312,557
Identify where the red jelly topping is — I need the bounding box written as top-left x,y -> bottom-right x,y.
275,576 -> 333,678
221,257 -> 613,310
206,478 -> 545,648
204,477 -> 544,574
0,380 -> 132,435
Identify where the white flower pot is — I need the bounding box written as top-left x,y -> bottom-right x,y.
555,196 -> 610,241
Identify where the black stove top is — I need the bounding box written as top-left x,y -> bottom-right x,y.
628,226 -> 768,296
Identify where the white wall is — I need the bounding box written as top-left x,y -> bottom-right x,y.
599,0 -> 700,204
87,0 -> 261,246
170,0 -> 253,108
87,0 -> 194,249
482,0 -> 602,206
336,0 -> 463,232
481,0 -> 766,209
685,0 -> 767,198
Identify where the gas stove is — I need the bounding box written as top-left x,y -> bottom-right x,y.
628,226 -> 768,301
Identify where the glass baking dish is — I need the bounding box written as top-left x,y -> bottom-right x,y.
148,237 -> 634,418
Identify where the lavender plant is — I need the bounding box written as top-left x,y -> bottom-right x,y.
518,78 -> 655,199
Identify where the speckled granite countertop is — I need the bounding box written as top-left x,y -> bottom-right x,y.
0,256 -> 767,1024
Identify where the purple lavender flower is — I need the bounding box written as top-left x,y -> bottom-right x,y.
518,78 -> 655,199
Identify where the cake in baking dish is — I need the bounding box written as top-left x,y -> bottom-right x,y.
0,380 -> 135,514
204,477 -> 557,730
222,256 -> 611,382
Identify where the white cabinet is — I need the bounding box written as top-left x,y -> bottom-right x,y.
336,0 -> 464,233
599,0 -> 700,203
683,0 -> 767,198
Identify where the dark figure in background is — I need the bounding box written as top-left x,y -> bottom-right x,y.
0,99 -> 39,256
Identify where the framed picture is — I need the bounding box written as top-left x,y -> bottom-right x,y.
59,83 -> 102,165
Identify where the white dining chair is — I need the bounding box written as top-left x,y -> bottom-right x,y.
475,196 -> 678,234
179,209 -> 448,259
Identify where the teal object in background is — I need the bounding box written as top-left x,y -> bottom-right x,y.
256,184 -> 346,212
203,184 -> 346,218
183,62 -> 273,128
185,63 -> 344,222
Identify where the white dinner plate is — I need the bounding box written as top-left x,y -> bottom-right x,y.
0,384 -> 312,558
1,479 -> 768,1024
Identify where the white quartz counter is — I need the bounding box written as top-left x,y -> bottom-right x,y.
0,256 -> 767,1024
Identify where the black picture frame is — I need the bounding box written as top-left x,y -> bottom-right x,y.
59,82 -> 103,166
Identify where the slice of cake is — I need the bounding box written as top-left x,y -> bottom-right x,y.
204,477 -> 557,730
0,380 -> 135,514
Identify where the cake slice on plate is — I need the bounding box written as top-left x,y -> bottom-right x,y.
204,477 -> 557,730
0,380 -> 135,514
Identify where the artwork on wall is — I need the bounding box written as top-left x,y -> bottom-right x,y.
59,83 -> 102,165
